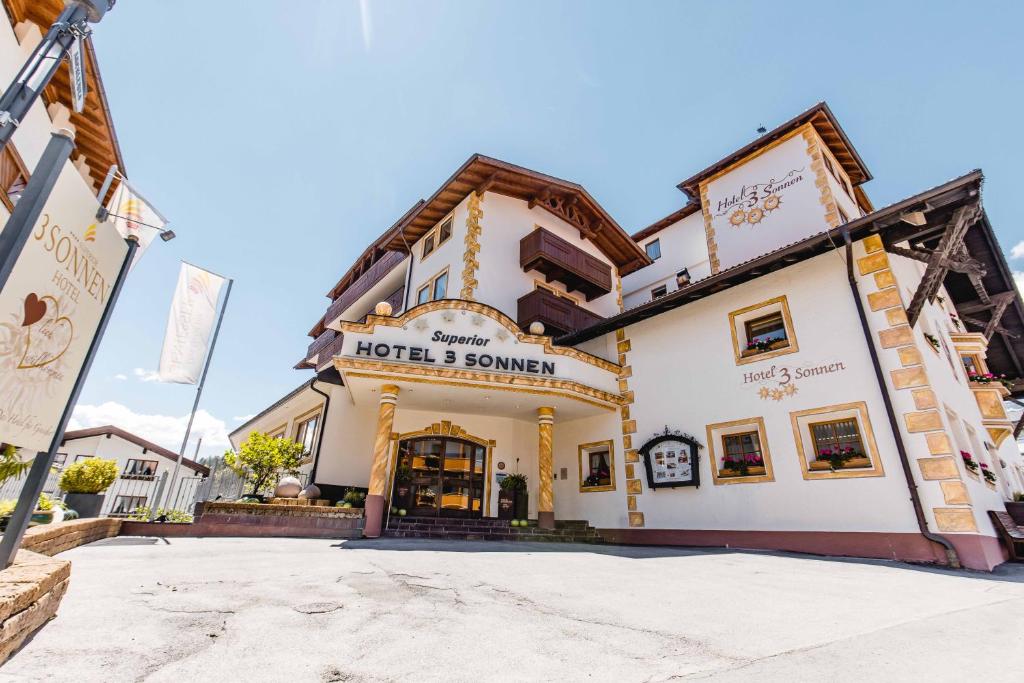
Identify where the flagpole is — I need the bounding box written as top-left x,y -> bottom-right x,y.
163,277 -> 233,510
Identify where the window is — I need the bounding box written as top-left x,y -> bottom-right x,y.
645,239 -> 661,261
961,353 -> 983,378
110,495 -> 147,516
651,285 -> 667,299
578,440 -> 615,492
53,453 -> 67,468
421,232 -> 436,258
416,268 -> 449,306
294,412 -> 320,455
123,459 -> 158,478
790,402 -> 884,479
706,417 -> 774,484
74,454 -> 94,462
729,296 -> 797,365
420,216 -> 453,259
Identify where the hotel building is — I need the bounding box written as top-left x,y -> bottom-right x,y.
232,103 -> 1024,571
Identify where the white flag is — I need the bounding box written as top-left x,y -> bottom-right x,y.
158,263 -> 225,384
107,179 -> 166,269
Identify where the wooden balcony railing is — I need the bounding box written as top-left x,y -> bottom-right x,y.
316,331 -> 346,371
306,329 -> 337,361
517,288 -> 604,338
520,227 -> 612,301
325,250 -> 405,323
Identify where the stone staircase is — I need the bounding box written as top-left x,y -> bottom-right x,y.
384,516 -> 603,543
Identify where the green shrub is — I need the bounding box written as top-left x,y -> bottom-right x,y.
342,489 -> 366,508
500,473 -> 527,491
395,464 -> 413,483
1014,492 -> 1024,503
0,493 -> 58,517
128,506 -> 193,523
58,458 -> 118,494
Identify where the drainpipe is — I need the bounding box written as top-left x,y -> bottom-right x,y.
308,379 -> 331,485
841,228 -> 960,568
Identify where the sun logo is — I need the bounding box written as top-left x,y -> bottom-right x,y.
120,198 -> 143,234
189,271 -> 212,296
83,224 -> 97,242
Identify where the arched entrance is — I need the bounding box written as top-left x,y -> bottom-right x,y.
392,436 -> 487,518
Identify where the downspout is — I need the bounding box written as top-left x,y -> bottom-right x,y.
308,379 -> 331,485
841,228 -> 960,568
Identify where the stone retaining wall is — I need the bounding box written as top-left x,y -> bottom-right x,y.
119,502 -> 365,540
21,518 -> 122,557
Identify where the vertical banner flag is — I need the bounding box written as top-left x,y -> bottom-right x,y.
0,166 -> 129,451
107,179 -> 165,268
158,263 -> 225,384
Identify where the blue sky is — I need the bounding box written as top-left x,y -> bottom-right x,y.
69,0 -> 1024,459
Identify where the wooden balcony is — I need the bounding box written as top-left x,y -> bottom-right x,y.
306,329 -> 337,361
517,288 -> 604,338
325,250 -> 405,323
520,227 -> 612,301
316,332 -> 346,371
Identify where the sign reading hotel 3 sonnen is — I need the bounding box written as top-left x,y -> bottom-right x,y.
702,131 -> 830,272
337,304 -> 622,397
354,330 -> 556,376
0,167 -> 128,451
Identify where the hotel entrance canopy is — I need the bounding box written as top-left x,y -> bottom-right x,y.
334,300 -> 624,419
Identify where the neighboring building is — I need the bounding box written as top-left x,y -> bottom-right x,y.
235,102 -> 1024,571
60,426 -> 209,517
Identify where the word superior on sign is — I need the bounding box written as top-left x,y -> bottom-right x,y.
354,341 -> 556,375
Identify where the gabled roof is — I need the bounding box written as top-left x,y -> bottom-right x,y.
561,169 -> 1024,396
2,0 -> 126,202
61,426 -> 209,476
676,102 -> 871,202
378,154 -> 651,275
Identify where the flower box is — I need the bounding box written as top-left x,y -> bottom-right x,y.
741,339 -> 789,358
719,466 -> 766,478
809,456 -> 871,472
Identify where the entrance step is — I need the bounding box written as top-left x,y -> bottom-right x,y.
384,516 -> 602,544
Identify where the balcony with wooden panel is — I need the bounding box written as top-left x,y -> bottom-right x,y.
315,331 -> 346,371
520,227 -> 613,301
517,288 -> 604,338
325,250 -> 406,324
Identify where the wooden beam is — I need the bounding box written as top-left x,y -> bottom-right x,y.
475,172 -> 500,198
983,292 -> 1016,341
904,203 -> 981,328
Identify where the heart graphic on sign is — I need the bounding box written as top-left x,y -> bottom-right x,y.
17,295 -> 74,370
21,293 -> 46,327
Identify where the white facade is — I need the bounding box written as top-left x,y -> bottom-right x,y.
238,106 -> 1024,571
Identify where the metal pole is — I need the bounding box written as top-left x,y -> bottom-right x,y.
0,237 -> 137,568
149,471 -> 168,522
0,1 -> 113,151
95,164 -> 118,220
162,278 -> 233,509
0,130 -> 76,291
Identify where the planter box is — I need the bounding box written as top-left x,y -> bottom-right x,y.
392,484 -> 412,512
719,466 -> 766,478
740,340 -> 789,358
514,491 -> 529,520
1005,501 -> 1024,525
63,493 -> 104,519
809,456 -> 871,472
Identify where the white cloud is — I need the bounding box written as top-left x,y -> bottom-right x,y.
70,401 -> 231,452
133,368 -> 161,382
113,373 -> 127,381
1011,241 -> 1024,260
233,414 -> 255,422
1014,271 -> 1024,297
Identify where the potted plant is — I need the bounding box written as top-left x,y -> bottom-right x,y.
59,458 -> 118,518
393,464 -> 413,511
809,447 -> 870,471
923,332 -> 940,351
967,372 -> 1012,391
339,489 -> 366,509
499,473 -> 528,520
719,454 -> 765,477
980,463 -> 996,485
1006,492 -> 1024,525
960,451 -> 979,475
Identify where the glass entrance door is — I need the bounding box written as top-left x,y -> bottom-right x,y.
397,437 -> 486,518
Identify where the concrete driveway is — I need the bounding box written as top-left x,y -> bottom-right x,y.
2,537 -> 1023,682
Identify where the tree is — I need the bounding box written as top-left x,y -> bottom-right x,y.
224,432 -> 305,495
0,444 -> 31,485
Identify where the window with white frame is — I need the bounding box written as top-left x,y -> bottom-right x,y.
706,417 -> 774,484
123,459 -> 158,478
645,239 -> 661,260
295,412 -> 320,455
110,495 -> 147,516
416,268 -> 448,305
420,216 -> 453,259
651,284 -> 667,299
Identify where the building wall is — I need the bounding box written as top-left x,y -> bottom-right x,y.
569,249 -> 926,534
622,212 -> 710,309
60,434 -> 204,516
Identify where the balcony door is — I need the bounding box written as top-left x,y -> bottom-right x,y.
397,437 -> 486,518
